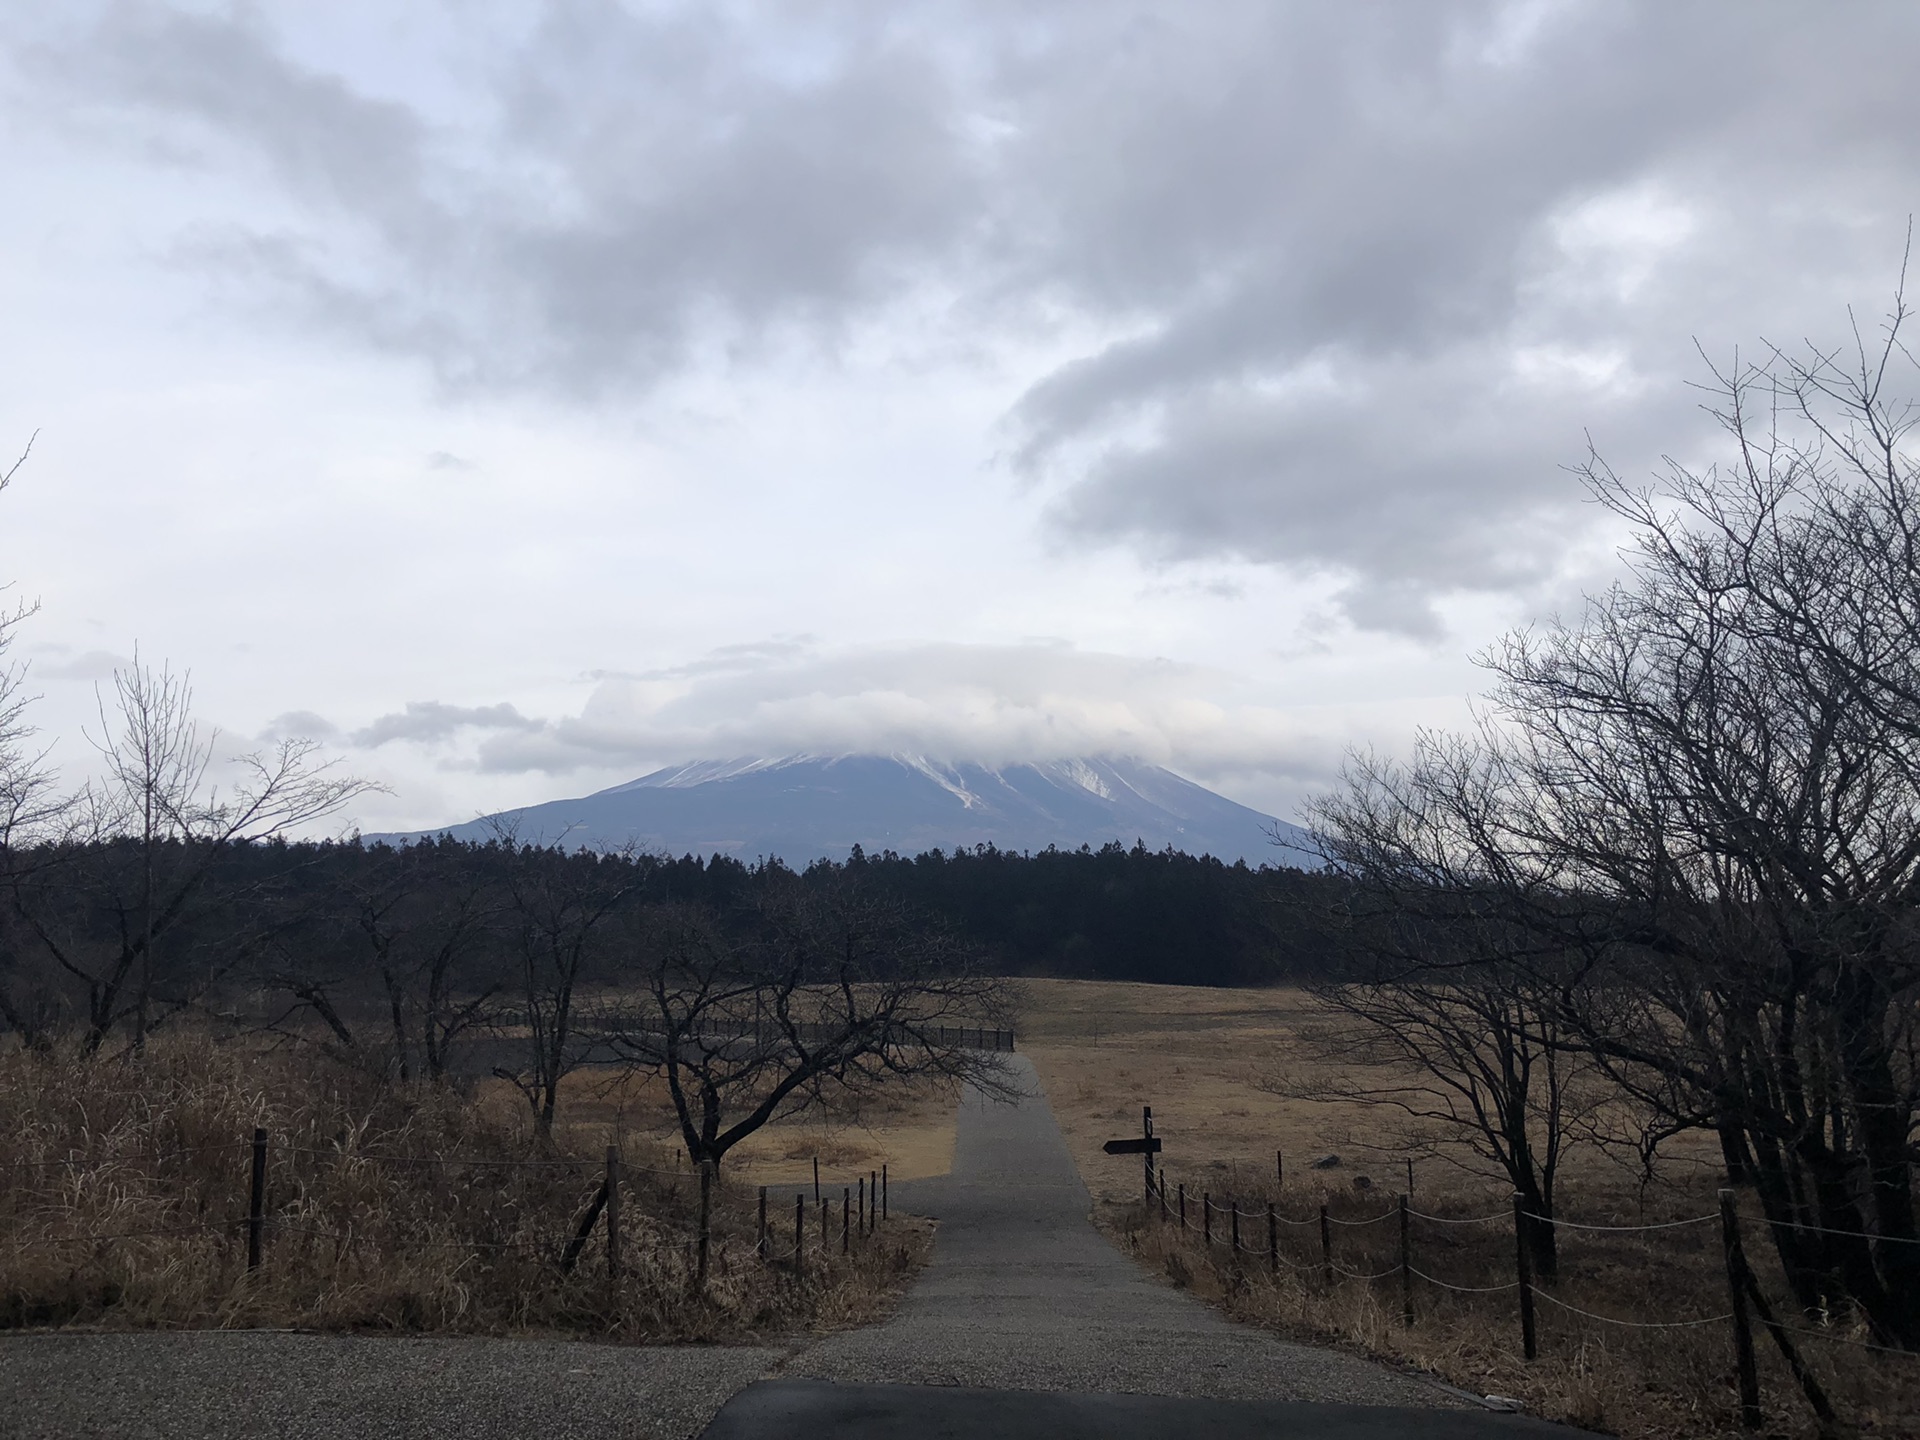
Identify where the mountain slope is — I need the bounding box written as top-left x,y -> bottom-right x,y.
384,754 -> 1317,867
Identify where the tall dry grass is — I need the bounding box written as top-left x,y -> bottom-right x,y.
1018,979 -> 1920,1438
1104,1160 -> 1920,1439
0,1035 -> 929,1340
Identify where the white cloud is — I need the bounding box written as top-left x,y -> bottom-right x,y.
336,639 -> 1461,826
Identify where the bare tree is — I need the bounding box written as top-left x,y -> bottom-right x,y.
0,432 -> 74,1048
494,841 -> 641,1138
11,657 -> 376,1053
1312,288 -> 1920,1349
256,838 -> 508,1082
592,878 -> 1015,1285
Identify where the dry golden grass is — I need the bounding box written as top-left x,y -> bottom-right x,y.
1021,978 -> 1920,1440
0,1035 -> 931,1342
542,1063 -> 958,1189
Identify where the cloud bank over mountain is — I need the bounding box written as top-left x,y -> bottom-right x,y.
5,3 -> 1915,834
333,638 -> 1424,824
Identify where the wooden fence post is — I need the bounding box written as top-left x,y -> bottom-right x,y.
842,1187 -> 851,1255
1512,1192 -> 1537,1361
794,1193 -> 804,1279
1142,1106 -> 1155,1211
1267,1202 -> 1278,1276
1719,1189 -> 1761,1430
758,1186 -> 768,1261
247,1127 -> 267,1272
1203,1192 -> 1212,1247
605,1146 -> 621,1281
1398,1192 -> 1412,1327
1319,1203 -> 1332,1288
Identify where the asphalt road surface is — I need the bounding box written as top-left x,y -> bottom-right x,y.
707,1055 -> 1588,1438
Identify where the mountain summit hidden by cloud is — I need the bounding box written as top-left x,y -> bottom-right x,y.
384,755 -> 1315,868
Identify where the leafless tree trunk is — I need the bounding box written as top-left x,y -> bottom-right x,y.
494,842 -> 638,1139
1311,288 -> 1920,1348
592,879 -> 1015,1286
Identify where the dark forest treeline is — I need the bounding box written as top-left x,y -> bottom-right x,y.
0,834 -> 1335,1056
838,840 -> 1338,985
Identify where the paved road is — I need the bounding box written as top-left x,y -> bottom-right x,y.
708,1056 -> 1590,1437
704,1380 -> 1582,1440
779,1057 -> 1443,1403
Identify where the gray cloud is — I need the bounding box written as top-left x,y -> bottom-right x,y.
352,701 -> 544,749
261,709 -> 339,742
352,640 -> 1404,820
31,647 -> 131,681
22,1 -> 1920,634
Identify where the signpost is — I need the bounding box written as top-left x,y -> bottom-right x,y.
1104,1106 -> 1161,1208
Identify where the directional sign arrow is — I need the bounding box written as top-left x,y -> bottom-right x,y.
1102,1137 -> 1163,1155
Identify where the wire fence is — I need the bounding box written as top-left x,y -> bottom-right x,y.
1137,1156 -> 1918,1433
0,1126 -> 901,1285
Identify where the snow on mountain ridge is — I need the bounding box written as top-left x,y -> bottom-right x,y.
387,753 -> 1319,867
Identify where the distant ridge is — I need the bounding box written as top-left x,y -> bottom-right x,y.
375,754 -> 1317,868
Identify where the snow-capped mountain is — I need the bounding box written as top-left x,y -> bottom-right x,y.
381,754 -> 1318,868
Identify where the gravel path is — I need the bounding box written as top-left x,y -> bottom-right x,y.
0,1331 -> 781,1440
779,1055 -> 1451,1405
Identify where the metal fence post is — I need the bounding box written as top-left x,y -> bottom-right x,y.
1719,1189 -> 1761,1430
1512,1192 -> 1537,1361
1398,1192 -> 1411,1327
1203,1192 -> 1212,1247
605,1146 -> 621,1281
842,1187 -> 851,1255
246,1127 -> 267,1272
1268,1202 -> 1278,1276
794,1193 -> 804,1280
1319,1203 -> 1331,1288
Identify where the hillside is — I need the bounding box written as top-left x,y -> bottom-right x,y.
382,754 -> 1317,867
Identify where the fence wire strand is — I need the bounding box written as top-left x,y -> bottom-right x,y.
1408,1265 -> 1520,1294
1531,1288 -> 1731,1329
1522,1210 -> 1715,1233
1762,1216 -> 1920,1249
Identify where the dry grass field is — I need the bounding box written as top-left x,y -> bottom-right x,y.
1018,977 -> 1920,1440
0,1036 -> 932,1342
540,1064 -> 958,1191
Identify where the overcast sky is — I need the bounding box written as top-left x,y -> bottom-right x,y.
2,1 -> 1915,833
